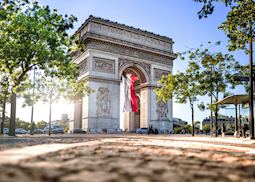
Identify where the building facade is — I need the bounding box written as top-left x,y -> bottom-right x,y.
69,16 -> 177,132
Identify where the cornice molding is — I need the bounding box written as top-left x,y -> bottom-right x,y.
75,15 -> 174,44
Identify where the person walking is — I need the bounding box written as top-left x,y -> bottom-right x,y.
242,118 -> 249,138
222,123 -> 226,137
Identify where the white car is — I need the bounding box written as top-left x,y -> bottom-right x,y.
15,128 -> 27,134
43,125 -> 64,134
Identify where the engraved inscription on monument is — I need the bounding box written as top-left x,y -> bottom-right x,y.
90,22 -> 173,53
78,58 -> 88,76
93,57 -> 115,74
96,87 -> 112,116
154,68 -> 170,80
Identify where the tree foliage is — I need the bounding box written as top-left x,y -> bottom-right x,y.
181,42 -> 240,104
219,0 -> 255,53
193,0 -> 237,19
0,0 -> 79,92
0,0 -> 83,135
15,118 -> 30,130
180,42 -> 240,135
194,0 -> 254,53
158,42 -> 241,136
202,124 -> 210,133
36,120 -> 47,129
156,60 -> 201,136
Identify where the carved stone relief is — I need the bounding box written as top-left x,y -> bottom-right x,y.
154,68 -> 170,80
96,87 -> 112,116
93,57 -> 115,74
78,59 -> 88,76
118,58 -> 133,71
87,40 -> 173,66
135,62 -> 150,76
156,100 -> 169,120
118,58 -> 151,78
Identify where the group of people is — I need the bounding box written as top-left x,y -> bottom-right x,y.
221,118 -> 250,138
240,118 -> 249,138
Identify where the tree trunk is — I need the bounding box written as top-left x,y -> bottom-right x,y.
9,93 -> 16,136
191,105 -> 195,136
249,27 -> 254,139
235,104 -> 238,137
30,105 -> 34,135
210,64 -> 213,137
30,67 -> 36,135
49,99 -> 52,136
0,101 -> 6,135
210,94 -> 213,137
215,105 -> 218,137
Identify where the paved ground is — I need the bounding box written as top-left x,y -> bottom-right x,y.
1,134 -> 255,182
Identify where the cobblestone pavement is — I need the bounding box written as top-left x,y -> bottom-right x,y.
1,134 -> 255,182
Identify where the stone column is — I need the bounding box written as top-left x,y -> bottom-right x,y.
73,101 -> 83,129
140,87 -> 151,128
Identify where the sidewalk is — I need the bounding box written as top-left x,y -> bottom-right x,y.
0,134 -> 255,181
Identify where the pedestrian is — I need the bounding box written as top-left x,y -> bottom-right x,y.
242,118 -> 249,138
222,123 -> 226,137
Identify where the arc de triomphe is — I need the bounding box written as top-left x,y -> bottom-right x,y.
69,15 -> 177,133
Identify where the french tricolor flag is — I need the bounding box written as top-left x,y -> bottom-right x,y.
120,73 -> 139,112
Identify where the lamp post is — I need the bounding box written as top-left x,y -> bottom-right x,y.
249,27 -> 254,139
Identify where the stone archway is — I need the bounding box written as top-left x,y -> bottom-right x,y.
71,16 -> 175,133
119,65 -> 148,131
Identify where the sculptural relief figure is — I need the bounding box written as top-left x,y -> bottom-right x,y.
96,87 -> 112,116
93,57 -> 115,74
156,100 -> 168,120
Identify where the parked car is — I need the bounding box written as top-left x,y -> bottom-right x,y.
136,128 -> 148,134
3,128 -> 9,134
54,126 -> 64,134
34,129 -> 44,134
70,128 -> 87,134
43,125 -> 64,134
15,128 -> 27,134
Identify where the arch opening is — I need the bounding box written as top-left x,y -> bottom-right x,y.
120,66 -> 147,131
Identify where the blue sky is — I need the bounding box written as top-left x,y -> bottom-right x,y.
16,0 -> 249,123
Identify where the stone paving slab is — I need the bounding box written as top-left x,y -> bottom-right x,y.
1,135 -> 255,182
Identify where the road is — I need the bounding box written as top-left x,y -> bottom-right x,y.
0,134 -> 255,182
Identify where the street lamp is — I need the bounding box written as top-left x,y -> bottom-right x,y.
249,31 -> 254,139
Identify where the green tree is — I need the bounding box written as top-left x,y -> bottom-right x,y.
16,118 -> 30,130
173,127 -> 182,134
36,120 -> 47,129
63,79 -> 93,103
23,75 -> 92,135
181,42 -> 240,136
202,124 -> 210,133
194,0 -> 255,137
0,0 -> 79,136
0,73 -> 10,134
157,61 -> 200,136
195,121 -> 201,130
193,0 -> 237,19
219,0 -> 254,53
